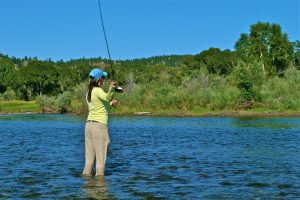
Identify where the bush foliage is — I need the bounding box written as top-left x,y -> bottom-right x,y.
1,22 -> 300,114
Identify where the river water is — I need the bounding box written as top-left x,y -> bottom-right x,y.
0,114 -> 299,199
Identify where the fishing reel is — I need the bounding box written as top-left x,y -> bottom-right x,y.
111,80 -> 123,93
115,86 -> 123,93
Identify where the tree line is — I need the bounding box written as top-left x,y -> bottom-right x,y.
1,22 -> 300,113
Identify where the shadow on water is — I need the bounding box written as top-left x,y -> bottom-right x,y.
233,117 -> 300,129
0,113 -> 85,123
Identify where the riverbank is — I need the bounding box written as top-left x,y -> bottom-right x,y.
0,101 -> 39,114
110,110 -> 300,117
1,100 -> 300,117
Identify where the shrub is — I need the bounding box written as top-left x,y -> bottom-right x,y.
228,61 -> 257,109
210,87 -> 240,110
1,87 -> 16,101
36,95 -> 56,113
73,82 -> 88,114
260,68 -> 300,110
56,91 -> 73,113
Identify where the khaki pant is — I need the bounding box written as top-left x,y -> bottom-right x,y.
83,122 -> 110,176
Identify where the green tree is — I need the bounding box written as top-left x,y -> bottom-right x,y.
74,64 -> 93,83
182,55 -> 201,71
229,61 -> 254,107
194,48 -> 237,75
235,22 -> 293,76
56,64 -> 76,92
24,61 -> 58,96
0,57 -> 14,93
293,40 -> 300,69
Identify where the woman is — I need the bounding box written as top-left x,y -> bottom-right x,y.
83,68 -> 118,176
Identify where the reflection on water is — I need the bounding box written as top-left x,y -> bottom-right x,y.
0,114 -> 300,199
233,117 -> 300,129
83,176 -> 114,200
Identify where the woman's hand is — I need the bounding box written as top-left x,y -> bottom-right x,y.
110,80 -> 118,88
110,99 -> 118,107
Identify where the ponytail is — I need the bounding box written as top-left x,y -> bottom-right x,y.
87,78 -> 99,103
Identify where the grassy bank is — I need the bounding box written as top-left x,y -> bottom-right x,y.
1,100 -> 300,117
0,101 -> 39,114
110,107 -> 300,117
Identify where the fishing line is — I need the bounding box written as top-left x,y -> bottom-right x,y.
97,0 -> 123,93
97,0 -> 114,79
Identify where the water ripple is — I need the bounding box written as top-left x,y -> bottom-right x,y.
0,115 -> 300,199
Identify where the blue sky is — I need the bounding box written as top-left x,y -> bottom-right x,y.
0,0 -> 299,61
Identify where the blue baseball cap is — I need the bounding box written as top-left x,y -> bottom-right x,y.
89,68 -> 108,80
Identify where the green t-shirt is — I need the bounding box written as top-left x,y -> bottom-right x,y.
87,86 -> 114,124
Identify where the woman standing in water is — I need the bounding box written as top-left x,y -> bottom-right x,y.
83,68 -> 118,176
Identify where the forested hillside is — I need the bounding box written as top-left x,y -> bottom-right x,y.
1,22 -> 300,114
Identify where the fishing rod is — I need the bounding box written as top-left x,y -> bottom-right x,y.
97,0 -> 123,93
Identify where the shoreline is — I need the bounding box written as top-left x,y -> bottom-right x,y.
2,110 -> 300,117
0,111 -> 300,118
111,110 -> 300,117
1,100 -> 300,117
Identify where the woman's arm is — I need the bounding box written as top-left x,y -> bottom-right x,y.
96,80 -> 117,102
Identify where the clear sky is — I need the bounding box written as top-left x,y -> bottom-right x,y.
0,0 -> 299,61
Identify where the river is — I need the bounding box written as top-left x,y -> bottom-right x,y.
0,114 -> 299,199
